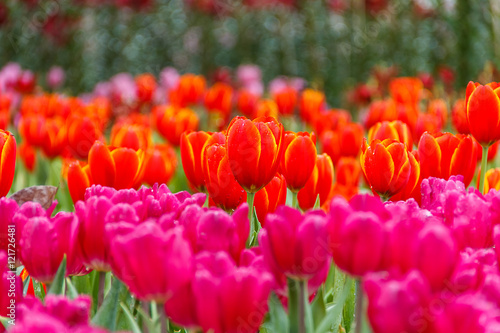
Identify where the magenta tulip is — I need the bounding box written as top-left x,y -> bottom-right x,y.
0,251 -> 22,326
0,198 -> 19,263
110,223 -> 194,303
259,206 -> 329,280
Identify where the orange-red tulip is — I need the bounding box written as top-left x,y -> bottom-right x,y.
154,105 -> 199,146
299,89 -> 325,123
320,123 -> 363,166
389,77 -> 423,106
67,160 -> 92,203
180,131 -> 212,192
255,99 -> 279,119
273,86 -> 298,116
0,95 -> 10,130
41,117 -> 68,159
297,154 -> 334,210
360,138 -> 414,199
18,114 -> 46,148
389,150 -> 420,202
451,99 -> 469,134
312,108 -> 351,137
136,73 -> 157,104
169,74 -> 206,108
203,139 -> 246,211
364,99 -> 397,129
0,130 -> 16,197
19,142 -> 36,173
236,89 -> 259,118
418,132 -> 477,187
204,82 -> 233,116
67,115 -> 102,160
280,131 -> 317,192
482,168 -> 500,193
414,113 -> 442,143
367,120 -> 413,149
142,144 -> 177,187
465,81 -> 500,146
427,99 -> 448,128
335,156 -> 361,187
226,116 -> 284,193
110,122 -> 152,151
254,173 -> 287,225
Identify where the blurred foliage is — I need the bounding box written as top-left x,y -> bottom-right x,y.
0,0 -> 498,105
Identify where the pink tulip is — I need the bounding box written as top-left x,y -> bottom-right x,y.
109,223 -> 194,303
327,195 -> 388,277
0,251 -> 22,327
364,270 -> 432,333
47,66 -> 65,90
0,198 -> 19,262
259,206 -> 329,280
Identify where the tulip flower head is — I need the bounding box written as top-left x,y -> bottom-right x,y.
0,129 -> 16,197
280,131 -> 317,192
465,81 -> 500,146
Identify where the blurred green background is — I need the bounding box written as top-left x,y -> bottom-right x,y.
0,0 -> 498,105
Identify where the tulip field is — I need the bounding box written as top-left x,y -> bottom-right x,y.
3,1 -> 500,333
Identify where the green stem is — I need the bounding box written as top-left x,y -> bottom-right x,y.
157,302 -> 167,333
479,145 -> 489,194
354,279 -> 364,333
246,192 -> 256,247
97,271 -> 106,309
291,191 -> 298,209
287,278 -> 305,333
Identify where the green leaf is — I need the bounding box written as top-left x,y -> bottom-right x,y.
313,194 -> 321,210
91,277 -> 123,330
135,302 -> 156,333
265,293 -> 288,333
342,280 -> 356,332
65,277 -> 79,299
48,255 -> 67,295
23,276 -> 31,296
315,277 -> 354,333
0,316 -> 10,330
119,302 -> 142,333
311,287 -> 327,329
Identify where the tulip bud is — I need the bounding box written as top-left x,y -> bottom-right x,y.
465,81 -> 500,146
297,154 -> 334,210
280,131 -> 317,192
0,130 -> 16,197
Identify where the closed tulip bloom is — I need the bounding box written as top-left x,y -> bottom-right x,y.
320,123 -> 363,165
364,270 -> 432,333
0,252 -> 23,324
135,73 -> 157,104
389,77 -> 423,106
203,139 -> 247,211
327,196 -> 387,276
236,89 -> 259,118
254,173 -> 287,225
110,122 -> 152,151
388,150 -> 420,202
192,251 -> 273,333
74,196 -> 116,271
0,130 -> 16,197
452,99 -> 469,134
204,82 -> 233,116
418,132 -> 477,187
110,223 -> 193,303
180,131 -> 212,192
312,108 -> 351,137
280,131 -> 317,192
483,168 -> 500,193
142,144 -> 177,187
88,141 -> 145,190
414,113 -> 443,142
226,116 -> 285,193
67,115 -> 102,160
273,86 -> 298,116
154,105 -> 199,146
297,154 -> 334,210
0,95 -> 11,130
19,142 -> 36,173
360,138 -> 413,200
298,89 -> 325,123
335,157 -> 361,187
466,81 -> 500,146
364,99 -> 398,129
255,99 -> 279,119
259,206 -> 329,279
18,115 -> 46,148
67,161 -> 92,204
169,74 -> 206,108
367,120 -> 413,149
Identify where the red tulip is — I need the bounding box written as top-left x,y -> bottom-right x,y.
19,142 -> 36,173
154,105 -> 199,146
236,89 -> 259,118
255,99 -> 279,119
367,120 -> 413,149
142,144 -> 177,187
414,113 -> 442,143
465,81 -> 500,146
203,137 -> 247,211
273,86 -> 298,116
66,161 -> 92,204
389,77 -> 423,106
0,95 -> 11,130
335,156 -> 361,187
67,115 -> 102,160
481,168 -> 500,193
135,73 -> 157,104
320,123 -> 364,165
110,122 -> 152,151
0,130 -> 16,197
364,99 -> 397,129
226,116 -> 284,193
169,74 -> 206,108
204,82 -> 233,117
180,131 -> 212,192
299,89 -> 325,123
280,131 -> 317,191
297,154 -> 334,210
452,99 -> 469,134
312,108 -> 351,137
418,132 -> 477,187
254,173 -> 287,225
41,117 -> 68,159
